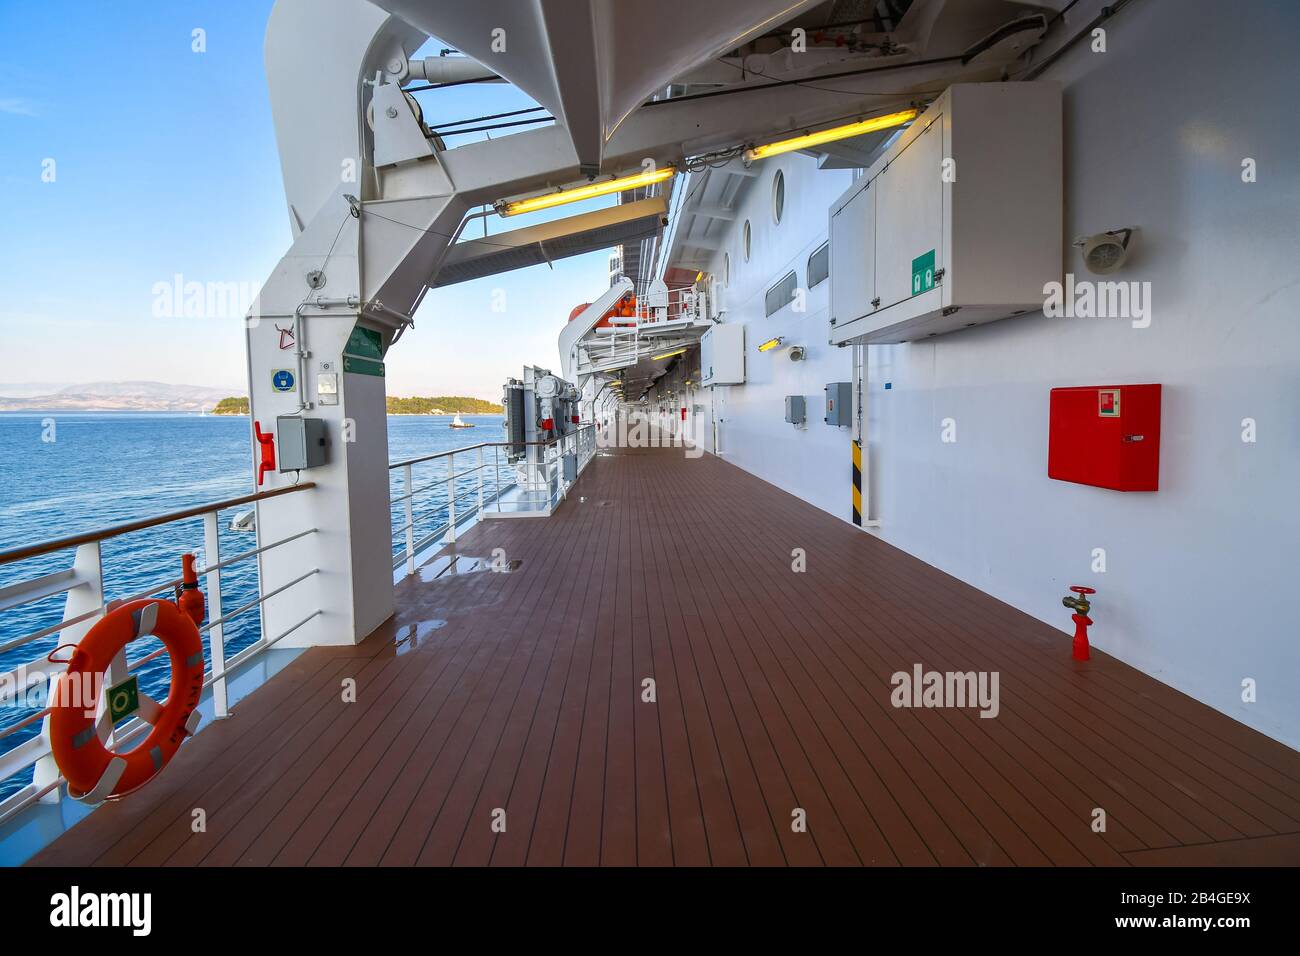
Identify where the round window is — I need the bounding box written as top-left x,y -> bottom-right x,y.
772,169 -> 785,225
743,220 -> 752,262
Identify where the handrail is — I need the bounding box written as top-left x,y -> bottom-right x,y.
0,482 -> 317,566
387,436 -> 570,471
387,425 -> 597,575
0,480 -> 324,824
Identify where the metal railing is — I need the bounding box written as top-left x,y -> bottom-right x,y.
633,283 -> 711,328
577,284 -> 710,377
388,425 -> 598,576
0,426 -> 602,825
0,483 -> 318,826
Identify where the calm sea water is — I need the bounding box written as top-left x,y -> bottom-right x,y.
0,412 -> 505,801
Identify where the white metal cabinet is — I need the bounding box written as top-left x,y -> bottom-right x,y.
829,81 -> 1062,345
700,323 -> 745,385
873,119 -> 944,312
829,180 -> 876,331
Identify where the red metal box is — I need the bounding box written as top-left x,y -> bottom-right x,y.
1048,384 -> 1161,491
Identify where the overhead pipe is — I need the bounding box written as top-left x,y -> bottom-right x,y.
406,56 -> 501,86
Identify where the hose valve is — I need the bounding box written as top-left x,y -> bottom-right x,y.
1062,585 -> 1093,616
1062,586 -> 1095,661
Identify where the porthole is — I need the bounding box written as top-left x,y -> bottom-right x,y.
772,169 -> 785,225
743,220 -> 752,262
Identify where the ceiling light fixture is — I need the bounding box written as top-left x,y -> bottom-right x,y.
497,165 -> 677,216
651,347 -> 688,361
744,108 -> 919,162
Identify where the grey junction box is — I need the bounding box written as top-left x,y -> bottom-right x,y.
825,382 -> 852,426
785,395 -> 806,426
277,415 -> 329,471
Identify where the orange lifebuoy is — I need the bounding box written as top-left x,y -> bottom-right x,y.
48,598 -> 204,802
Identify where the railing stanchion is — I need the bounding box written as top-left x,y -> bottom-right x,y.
478,445 -> 485,518
447,452 -> 457,544
404,464 -> 415,577
203,511 -> 229,718
495,447 -> 501,512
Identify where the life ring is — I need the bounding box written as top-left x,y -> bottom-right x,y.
48,598 -> 204,802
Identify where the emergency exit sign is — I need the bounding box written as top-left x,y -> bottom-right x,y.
911,250 -> 936,295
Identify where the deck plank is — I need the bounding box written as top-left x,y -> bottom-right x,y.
28,445 -> 1300,868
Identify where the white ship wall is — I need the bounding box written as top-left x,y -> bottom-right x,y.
658,0 -> 1300,748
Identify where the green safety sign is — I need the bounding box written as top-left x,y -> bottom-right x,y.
344,325 -> 385,360
911,250 -> 936,296
107,674 -> 140,723
343,356 -> 385,377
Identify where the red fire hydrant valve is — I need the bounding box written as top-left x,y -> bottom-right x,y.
1061,585 -> 1095,661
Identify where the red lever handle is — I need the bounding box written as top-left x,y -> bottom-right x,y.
253,420 -> 276,487
1070,585 -> 1096,595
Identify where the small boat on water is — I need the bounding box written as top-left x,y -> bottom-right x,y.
449,413 -> 474,429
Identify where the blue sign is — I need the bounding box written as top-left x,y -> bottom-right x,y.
272,369 -> 295,392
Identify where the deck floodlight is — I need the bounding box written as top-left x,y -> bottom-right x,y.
498,165 -> 677,216
651,347 -> 688,361
757,336 -> 785,353
744,109 -> 919,162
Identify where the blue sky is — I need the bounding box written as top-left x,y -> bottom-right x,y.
0,1 -> 612,399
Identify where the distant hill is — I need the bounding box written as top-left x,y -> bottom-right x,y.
212,396 -> 249,415
387,396 -> 502,415
0,383 -> 503,415
0,381 -> 241,412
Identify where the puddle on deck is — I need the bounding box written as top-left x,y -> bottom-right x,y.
416,553 -> 523,583
393,618 -> 447,654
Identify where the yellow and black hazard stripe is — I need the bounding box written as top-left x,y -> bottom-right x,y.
851,440 -> 863,527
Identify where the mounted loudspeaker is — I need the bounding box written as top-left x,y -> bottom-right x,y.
1074,228 -> 1134,275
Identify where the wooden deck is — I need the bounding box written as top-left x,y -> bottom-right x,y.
31,446 -> 1300,866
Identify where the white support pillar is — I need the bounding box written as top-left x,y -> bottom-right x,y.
250,0 -> 465,646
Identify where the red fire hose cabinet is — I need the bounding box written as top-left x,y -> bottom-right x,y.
1048,384 -> 1161,492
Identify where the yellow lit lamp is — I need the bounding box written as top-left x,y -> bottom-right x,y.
744,108 -> 919,162
498,165 -> 676,217
757,336 -> 785,353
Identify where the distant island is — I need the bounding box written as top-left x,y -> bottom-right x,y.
0,382 -> 503,416
387,396 -> 502,415
212,396 -> 249,415
0,381 -> 241,413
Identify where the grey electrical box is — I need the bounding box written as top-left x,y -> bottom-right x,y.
277,416 -> 328,471
562,453 -> 578,481
784,395 -> 806,426
825,382 -> 852,426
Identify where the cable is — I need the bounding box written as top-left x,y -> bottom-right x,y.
1048,0 -> 1085,27
641,53 -> 967,108
430,105 -> 547,130
438,116 -> 555,136
403,76 -> 501,94
1018,0 -> 1137,81
358,205 -> 543,251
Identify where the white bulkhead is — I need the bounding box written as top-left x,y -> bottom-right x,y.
647,0 -> 1300,748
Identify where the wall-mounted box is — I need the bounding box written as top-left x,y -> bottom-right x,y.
700,323 -> 745,385
277,416 -> 328,472
829,82 -> 1062,346
824,382 -> 852,426
1048,384 -> 1161,491
785,395 -> 806,426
